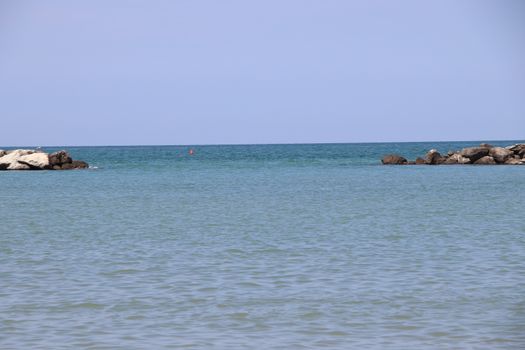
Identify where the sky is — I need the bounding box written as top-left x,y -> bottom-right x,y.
0,0 -> 524,146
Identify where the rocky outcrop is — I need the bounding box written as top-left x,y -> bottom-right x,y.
382,154 -> 408,165
0,149 -> 88,171
382,143 -> 525,166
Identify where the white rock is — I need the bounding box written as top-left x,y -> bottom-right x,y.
0,149 -> 37,170
7,162 -> 31,170
18,153 -> 50,169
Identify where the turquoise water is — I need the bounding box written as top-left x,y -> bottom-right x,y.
1,142 -> 524,349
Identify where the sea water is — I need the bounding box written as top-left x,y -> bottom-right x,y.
1,142 -> 524,349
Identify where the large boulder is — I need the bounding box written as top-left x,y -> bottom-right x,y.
18,153 -> 50,169
460,147 -> 489,162
489,147 -> 513,163
48,150 -> 72,166
382,154 -> 408,165
473,156 -> 496,165
415,157 -> 426,165
443,153 -> 470,164
425,149 -> 445,165
0,149 -> 35,170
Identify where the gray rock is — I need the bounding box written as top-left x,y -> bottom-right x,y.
460,147 -> 489,162
473,156 -> 496,165
382,154 -> 407,165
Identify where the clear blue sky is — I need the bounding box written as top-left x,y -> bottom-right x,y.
1,0 -> 524,146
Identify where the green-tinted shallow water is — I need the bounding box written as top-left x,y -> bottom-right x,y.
1,142 -> 524,349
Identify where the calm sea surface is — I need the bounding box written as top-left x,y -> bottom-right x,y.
1,142 -> 524,349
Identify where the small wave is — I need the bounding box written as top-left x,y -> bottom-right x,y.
101,268 -> 141,276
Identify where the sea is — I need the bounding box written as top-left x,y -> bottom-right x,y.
1,141 -> 524,349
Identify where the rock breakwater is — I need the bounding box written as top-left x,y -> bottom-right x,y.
0,149 -> 88,170
382,143 -> 525,165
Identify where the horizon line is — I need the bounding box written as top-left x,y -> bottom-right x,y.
2,138 -> 524,149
